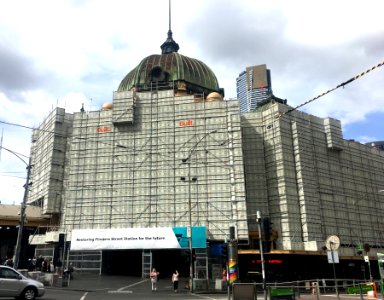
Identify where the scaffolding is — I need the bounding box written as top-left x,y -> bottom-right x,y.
53,88 -> 248,241
242,102 -> 384,254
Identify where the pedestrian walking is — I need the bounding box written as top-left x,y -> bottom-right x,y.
222,267 -> 227,282
27,258 -> 34,271
150,268 -> 160,291
36,255 -> 44,271
55,259 -> 63,274
42,258 -> 49,272
172,270 -> 179,292
5,258 -> 14,267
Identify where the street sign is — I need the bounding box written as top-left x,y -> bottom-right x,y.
327,250 -> 339,263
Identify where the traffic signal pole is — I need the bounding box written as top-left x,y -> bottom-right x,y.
227,226 -> 238,299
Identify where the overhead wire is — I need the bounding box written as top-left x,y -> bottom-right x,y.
278,60 -> 384,118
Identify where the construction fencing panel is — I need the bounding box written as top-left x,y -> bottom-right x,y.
233,283 -> 257,300
68,250 -> 102,274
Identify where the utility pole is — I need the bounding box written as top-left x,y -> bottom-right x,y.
13,156 -> 32,269
0,146 -> 32,269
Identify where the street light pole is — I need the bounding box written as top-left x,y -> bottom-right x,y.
0,146 -> 31,269
180,130 -> 216,292
329,242 -> 340,300
181,158 -> 196,292
257,211 -> 267,300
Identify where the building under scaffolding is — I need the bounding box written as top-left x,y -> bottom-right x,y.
60,87 -> 247,237
242,102 -> 384,255
24,28 -> 384,281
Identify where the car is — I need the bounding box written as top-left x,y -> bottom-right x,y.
0,265 -> 45,299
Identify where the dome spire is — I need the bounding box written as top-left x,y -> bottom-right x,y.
160,0 -> 179,54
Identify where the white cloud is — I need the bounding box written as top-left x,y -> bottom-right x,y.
0,0 -> 383,203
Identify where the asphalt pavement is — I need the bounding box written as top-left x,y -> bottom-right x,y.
46,273 -> 384,300
49,273 -> 211,294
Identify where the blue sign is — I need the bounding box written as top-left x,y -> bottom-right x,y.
172,226 -> 206,249
173,227 -> 188,248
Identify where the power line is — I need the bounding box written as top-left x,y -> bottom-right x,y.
278,60 -> 384,118
0,119 -> 116,149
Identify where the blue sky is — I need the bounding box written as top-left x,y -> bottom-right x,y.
0,0 -> 383,204
343,112 -> 384,142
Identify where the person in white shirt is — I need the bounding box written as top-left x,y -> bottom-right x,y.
150,268 -> 160,291
172,270 -> 179,292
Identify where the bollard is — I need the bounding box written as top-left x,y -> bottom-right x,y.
296,281 -> 300,298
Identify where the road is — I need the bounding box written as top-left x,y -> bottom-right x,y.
41,289 -> 229,300
26,276 -> 229,300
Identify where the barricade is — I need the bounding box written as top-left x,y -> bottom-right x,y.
233,283 -> 256,300
269,287 -> 295,300
347,282 -> 378,298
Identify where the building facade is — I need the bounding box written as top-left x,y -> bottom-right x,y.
23,31 -> 384,280
242,103 -> 384,255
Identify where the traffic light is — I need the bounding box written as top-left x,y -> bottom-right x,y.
58,233 -> 65,249
221,243 -> 228,260
262,217 -> 271,253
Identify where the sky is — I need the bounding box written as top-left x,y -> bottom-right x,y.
0,0 -> 383,205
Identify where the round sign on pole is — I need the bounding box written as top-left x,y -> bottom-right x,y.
325,235 -> 340,251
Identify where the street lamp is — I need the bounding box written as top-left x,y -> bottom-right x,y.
180,129 -> 217,292
0,146 -> 32,269
256,211 -> 267,300
180,158 -> 197,293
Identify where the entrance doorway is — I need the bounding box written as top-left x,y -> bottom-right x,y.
102,249 -> 142,275
101,249 -> 188,277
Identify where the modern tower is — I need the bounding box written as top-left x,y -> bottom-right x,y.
236,64 -> 273,113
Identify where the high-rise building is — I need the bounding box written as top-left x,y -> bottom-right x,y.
236,64 -> 272,113
236,64 -> 286,114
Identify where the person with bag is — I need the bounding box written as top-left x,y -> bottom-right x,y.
172,270 -> 179,292
150,268 -> 160,291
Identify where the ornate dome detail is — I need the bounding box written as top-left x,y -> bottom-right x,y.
206,92 -> 223,102
101,102 -> 113,110
117,52 -> 221,96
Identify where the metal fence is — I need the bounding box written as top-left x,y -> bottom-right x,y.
215,279 -> 383,300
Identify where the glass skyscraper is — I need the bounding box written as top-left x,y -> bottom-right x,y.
236,64 -> 272,114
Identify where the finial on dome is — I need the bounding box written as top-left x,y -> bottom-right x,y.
160,0 -> 179,54
80,103 -> 85,113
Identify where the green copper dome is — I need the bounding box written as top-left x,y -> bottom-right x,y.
117,28 -> 223,97
117,52 -> 221,95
